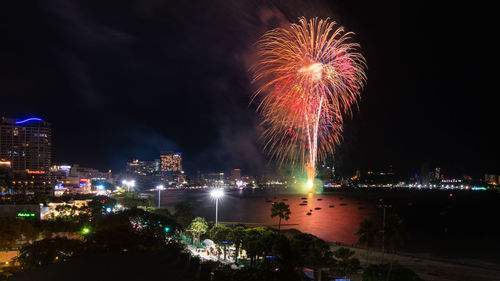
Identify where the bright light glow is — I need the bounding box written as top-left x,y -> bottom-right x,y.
156,184 -> 164,190
122,179 -> 136,188
298,62 -> 323,80
15,117 -> 42,124
164,226 -> 170,232
210,189 -> 224,199
306,179 -> 314,190
82,227 -> 90,234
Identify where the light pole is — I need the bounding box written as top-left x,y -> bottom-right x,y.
122,180 -> 135,192
156,185 -> 164,208
377,199 -> 392,263
210,189 -> 224,226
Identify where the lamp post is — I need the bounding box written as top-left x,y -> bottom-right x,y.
156,185 -> 164,208
210,189 -> 224,226
377,199 -> 392,263
122,180 -> 135,192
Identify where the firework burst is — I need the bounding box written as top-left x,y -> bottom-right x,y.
252,17 -> 366,190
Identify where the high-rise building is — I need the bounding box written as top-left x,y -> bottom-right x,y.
0,117 -> 51,172
434,167 -> 441,180
231,168 -> 241,180
160,151 -> 182,172
484,174 -> 497,185
126,159 -> 160,176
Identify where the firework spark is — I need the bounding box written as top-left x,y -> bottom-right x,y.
252,17 -> 366,190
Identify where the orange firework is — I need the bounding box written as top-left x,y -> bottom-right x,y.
252,17 -> 367,189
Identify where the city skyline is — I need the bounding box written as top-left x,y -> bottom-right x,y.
0,114 -> 496,180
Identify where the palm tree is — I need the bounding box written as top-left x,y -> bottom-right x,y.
230,226 -> 245,262
384,214 -> 406,281
270,202 -> 291,232
356,219 -> 377,265
187,217 -> 208,246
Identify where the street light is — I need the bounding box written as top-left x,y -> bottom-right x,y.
122,180 -> 135,192
377,199 -> 392,263
156,184 -> 164,208
210,189 -> 224,226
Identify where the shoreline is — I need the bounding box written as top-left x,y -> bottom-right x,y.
330,244 -> 500,281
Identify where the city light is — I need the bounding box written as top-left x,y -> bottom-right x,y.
14,117 -> 42,124
156,184 -> 165,208
81,227 -> 90,234
210,189 -> 224,199
122,179 -> 136,192
210,189 -> 224,225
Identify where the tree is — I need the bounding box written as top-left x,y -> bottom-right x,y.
241,227 -> 267,266
209,225 -> 232,260
87,208 -> 178,252
15,237 -> 84,270
330,247 -> 360,278
111,191 -> 153,209
0,218 -> 37,250
356,219 -> 378,265
270,202 -> 291,232
174,202 -> 194,230
290,233 -> 332,280
230,226 -> 246,262
188,217 -> 208,246
87,196 -> 117,217
384,214 -> 406,281
55,204 -> 79,218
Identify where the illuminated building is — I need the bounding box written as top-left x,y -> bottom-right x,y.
201,172 -> 225,186
126,159 -> 160,176
434,167 -> 441,180
231,169 -> 241,180
0,117 -> 51,172
484,174 -> 498,185
160,151 -> 182,172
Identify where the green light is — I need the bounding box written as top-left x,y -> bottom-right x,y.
82,227 -> 90,234
164,227 -> 170,233
17,212 -> 35,217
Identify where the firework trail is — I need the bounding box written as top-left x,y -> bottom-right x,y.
252,17 -> 366,190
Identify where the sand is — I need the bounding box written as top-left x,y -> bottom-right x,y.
331,245 -> 500,281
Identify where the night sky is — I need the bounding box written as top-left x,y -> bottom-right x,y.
0,0 -> 497,178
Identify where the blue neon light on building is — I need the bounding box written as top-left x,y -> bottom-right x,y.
15,117 -> 42,124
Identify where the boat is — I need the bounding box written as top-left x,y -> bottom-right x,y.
299,203 -> 307,206
329,205 -> 334,208
306,212 -> 312,215
301,197 -> 307,200
340,203 -> 347,206
317,198 -> 323,201
314,207 -> 321,210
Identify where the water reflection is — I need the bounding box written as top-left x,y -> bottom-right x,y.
159,190 -> 377,244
